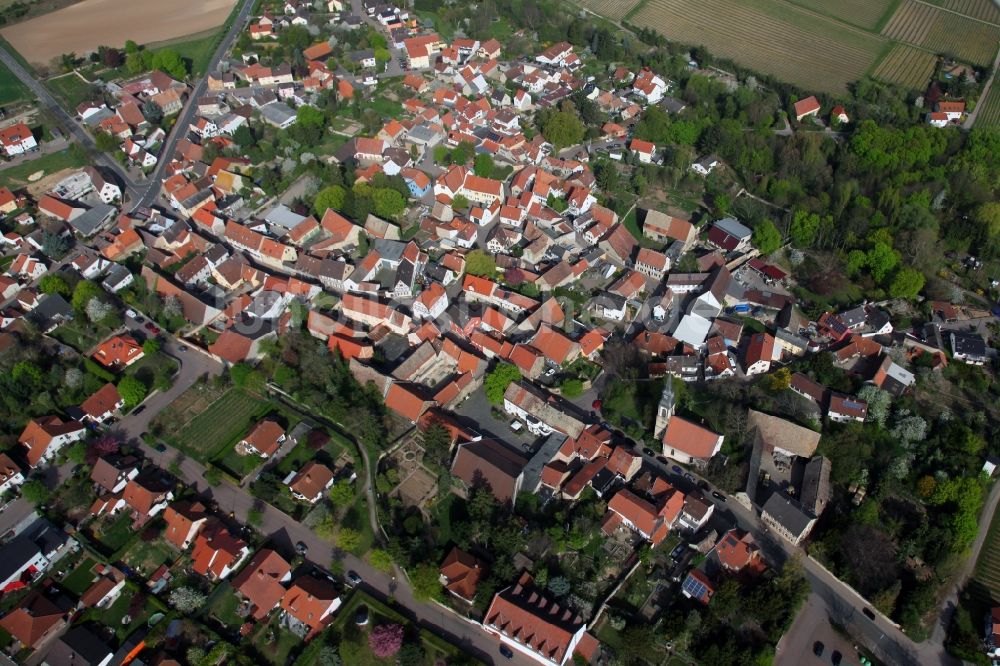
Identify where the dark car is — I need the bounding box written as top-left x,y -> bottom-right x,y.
642,447 -> 655,457
669,543 -> 686,560
671,465 -> 683,474
813,641 -> 824,657
499,645 -> 514,659
862,607 -> 876,620
132,405 -> 146,415
831,650 -> 843,665
154,443 -> 167,453
711,491 -> 726,502
355,605 -> 369,626
684,472 -> 696,483
346,570 -> 362,587
295,541 -> 308,556
179,345 -> 188,352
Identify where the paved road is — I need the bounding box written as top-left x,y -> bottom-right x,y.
101,316 -> 525,665
0,46 -> 138,191
134,0 -> 258,210
775,593 -> 860,666
630,449 -> 935,666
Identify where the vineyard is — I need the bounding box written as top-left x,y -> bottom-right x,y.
927,0 -> 1000,23
973,82 -> 1000,126
628,0 -> 886,92
872,43 -> 939,88
578,0 -> 1000,94
786,0 -> 894,31
577,0 -> 639,21
881,0 -> 1000,65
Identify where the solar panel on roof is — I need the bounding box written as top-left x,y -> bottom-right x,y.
682,574 -> 709,599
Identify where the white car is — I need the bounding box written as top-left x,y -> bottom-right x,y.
545,367 -> 556,377
125,308 -> 139,320
510,420 -> 523,432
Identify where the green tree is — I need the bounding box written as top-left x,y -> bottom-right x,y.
409,563 -> 443,601
484,363 -> 521,405
789,210 -> 820,248
280,25 -> 311,50
95,131 -> 119,153
150,49 -> 187,79
368,549 -> 394,572
12,361 -> 43,389
118,375 -> 148,408
314,185 -> 347,216
474,153 -> 496,178
230,363 -> 264,392
542,110 -> 585,148
889,267 -> 925,299
20,479 -> 50,504
451,141 -> 474,166
142,338 -> 161,355
372,188 -> 405,219
71,280 -> 103,313
866,241 -> 898,283
336,527 -> 361,552
560,378 -> 583,397
752,219 -> 782,255
451,193 -> 470,210
39,274 -> 70,297
465,249 -> 495,277
329,480 -> 354,507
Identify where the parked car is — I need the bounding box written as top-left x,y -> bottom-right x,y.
144,322 -> 161,335
642,447 -> 655,457
125,308 -> 139,319
862,607 -> 876,620
831,650 -> 843,665
295,541 -> 308,556
813,641 -> 824,657
355,605 -> 369,626
346,570 -> 362,587
671,465 -> 683,474
711,491 -> 727,502
499,645 -> 514,659
132,405 -> 146,415
154,443 -> 167,453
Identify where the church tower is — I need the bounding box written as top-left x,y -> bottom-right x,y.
654,378 -> 675,440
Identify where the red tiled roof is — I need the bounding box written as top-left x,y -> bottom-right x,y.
79,382 -> 122,419
439,546 -> 483,601
232,548 -> 291,621
662,415 -> 722,459
484,573 -> 583,664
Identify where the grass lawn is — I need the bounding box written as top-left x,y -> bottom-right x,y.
50,321 -> 101,352
47,73 -> 95,109
336,591 -> 460,665
164,387 -> 271,463
251,614 -> 302,666
97,582 -> 167,639
121,538 -> 176,578
61,558 -> 98,596
124,351 -> 178,384
0,147 -> 87,189
203,582 -> 245,629
91,513 -> 135,554
213,446 -> 265,479
0,59 -> 27,105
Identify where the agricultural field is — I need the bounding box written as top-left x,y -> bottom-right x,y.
973,500 -> 1000,602
881,0 -> 1000,66
1,0 -> 235,67
872,43 -> 938,88
927,0 -> 1000,23
786,0 -> 896,31
972,79 -> 1000,126
577,0 -> 639,21
591,0 -> 1000,92
628,0 -> 888,92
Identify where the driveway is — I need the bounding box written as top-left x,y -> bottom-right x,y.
775,593 -> 861,666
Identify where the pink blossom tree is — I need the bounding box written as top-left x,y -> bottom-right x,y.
86,433 -> 121,464
368,623 -> 404,658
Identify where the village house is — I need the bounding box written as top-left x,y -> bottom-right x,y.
92,334 -> 144,369
439,546 -> 484,604
78,382 -> 124,424
18,416 -> 86,467
163,500 -> 209,549
793,95 -> 821,122
661,415 -> 724,466
191,520 -> 251,581
285,461 -> 335,503
281,575 -> 341,637
237,419 -> 286,457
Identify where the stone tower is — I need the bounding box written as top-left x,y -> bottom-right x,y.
654,378 -> 675,440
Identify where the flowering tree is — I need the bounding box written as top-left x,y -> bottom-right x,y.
368,623 -> 404,658
86,433 -> 121,464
